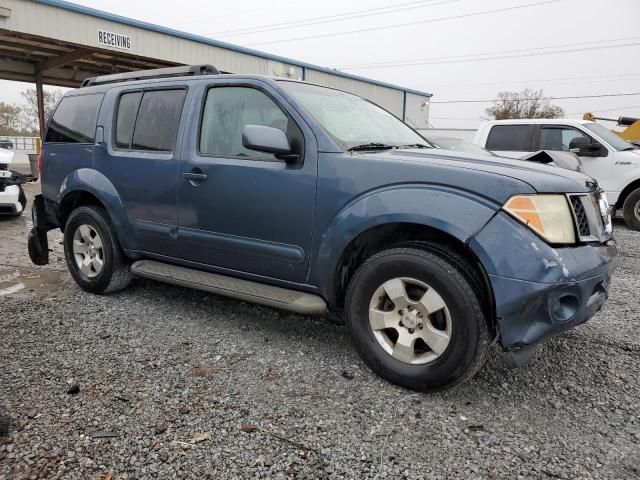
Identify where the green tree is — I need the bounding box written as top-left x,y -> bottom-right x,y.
20,87 -> 64,132
485,89 -> 565,120
0,101 -> 24,135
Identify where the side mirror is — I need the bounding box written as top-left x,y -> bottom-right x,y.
242,125 -> 292,156
569,137 -> 607,157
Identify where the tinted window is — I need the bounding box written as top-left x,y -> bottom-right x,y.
45,94 -> 103,143
486,125 -> 533,151
131,90 -> 186,152
115,91 -> 142,149
538,126 -> 589,151
200,87 -> 289,160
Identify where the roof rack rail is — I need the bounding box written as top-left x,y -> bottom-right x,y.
81,64 -> 220,87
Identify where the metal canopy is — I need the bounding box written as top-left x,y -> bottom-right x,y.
0,31 -> 179,88
0,0 -> 433,136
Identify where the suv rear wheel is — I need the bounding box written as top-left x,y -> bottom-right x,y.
622,187 -> 640,231
345,247 -> 490,392
63,205 -> 131,294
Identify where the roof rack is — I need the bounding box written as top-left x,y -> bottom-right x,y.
81,64 -> 220,87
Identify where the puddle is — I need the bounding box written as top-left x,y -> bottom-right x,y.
0,266 -> 70,297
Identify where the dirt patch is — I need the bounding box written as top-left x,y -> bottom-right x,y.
0,265 -> 71,297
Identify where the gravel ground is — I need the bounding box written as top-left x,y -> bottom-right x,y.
1,185 -> 639,480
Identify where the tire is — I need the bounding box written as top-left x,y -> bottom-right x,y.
345,247 -> 490,392
63,205 -> 132,294
622,187 -> 640,231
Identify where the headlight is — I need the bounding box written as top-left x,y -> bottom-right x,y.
597,192 -> 613,234
503,194 -> 576,244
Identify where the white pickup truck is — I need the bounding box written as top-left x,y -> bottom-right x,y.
0,147 -> 27,216
474,119 -> 640,230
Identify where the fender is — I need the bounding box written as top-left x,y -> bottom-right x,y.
57,168 -> 138,250
613,151 -> 640,207
310,184 -> 500,301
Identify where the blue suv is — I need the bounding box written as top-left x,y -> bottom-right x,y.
28,65 -> 617,391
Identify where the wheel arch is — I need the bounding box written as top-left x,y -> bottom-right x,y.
617,178 -> 640,210
56,169 -> 136,250
326,222 -> 496,333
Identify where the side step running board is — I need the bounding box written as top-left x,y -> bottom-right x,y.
131,260 -> 327,314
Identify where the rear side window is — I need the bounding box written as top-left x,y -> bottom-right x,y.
115,92 -> 142,149
114,89 -> 186,152
45,94 -> 103,144
486,125 -> 533,151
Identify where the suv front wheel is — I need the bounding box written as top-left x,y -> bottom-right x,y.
63,205 -> 132,294
346,247 -> 490,392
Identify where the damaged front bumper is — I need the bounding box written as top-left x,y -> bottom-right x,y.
470,211 -> 618,365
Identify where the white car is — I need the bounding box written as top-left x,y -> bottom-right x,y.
474,119 -> 640,230
0,147 -> 26,216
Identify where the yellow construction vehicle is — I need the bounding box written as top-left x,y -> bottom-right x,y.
583,113 -> 640,146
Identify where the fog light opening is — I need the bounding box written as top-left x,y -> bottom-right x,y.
550,294 -> 579,323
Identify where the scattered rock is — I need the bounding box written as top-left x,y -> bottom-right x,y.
66,383 -> 80,395
189,431 -> 212,444
179,405 -> 191,415
0,415 -> 9,437
92,431 -> 118,438
155,422 -> 168,434
159,451 -> 169,463
241,423 -> 259,433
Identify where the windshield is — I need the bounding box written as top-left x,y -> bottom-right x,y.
583,122 -> 635,151
430,137 -> 493,155
279,81 -> 428,150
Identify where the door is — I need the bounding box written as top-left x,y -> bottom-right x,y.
177,83 -> 317,283
95,87 -> 188,257
536,125 -> 611,183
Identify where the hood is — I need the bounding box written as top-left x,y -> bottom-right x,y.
0,148 -> 13,164
376,148 -> 595,194
629,148 -> 640,159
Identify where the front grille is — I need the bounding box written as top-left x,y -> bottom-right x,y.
569,196 -> 590,237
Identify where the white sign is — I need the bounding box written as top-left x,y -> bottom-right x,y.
98,30 -> 131,50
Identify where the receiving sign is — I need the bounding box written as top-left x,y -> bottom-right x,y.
98,30 -> 132,50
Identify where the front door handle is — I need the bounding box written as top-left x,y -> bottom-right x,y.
183,172 -> 208,181
183,168 -> 208,185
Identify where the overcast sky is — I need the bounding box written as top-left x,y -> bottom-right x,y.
1,0 -> 639,128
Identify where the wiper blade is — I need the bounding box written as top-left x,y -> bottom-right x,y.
347,143 -> 395,152
397,143 -> 431,149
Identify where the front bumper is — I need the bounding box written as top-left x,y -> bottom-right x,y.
469,212 -> 617,352
0,184 -> 22,215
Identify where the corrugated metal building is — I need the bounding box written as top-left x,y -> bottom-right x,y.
0,0 -> 432,131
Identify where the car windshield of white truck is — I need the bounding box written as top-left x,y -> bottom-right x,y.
583,122 -> 635,151
279,81 -> 428,150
